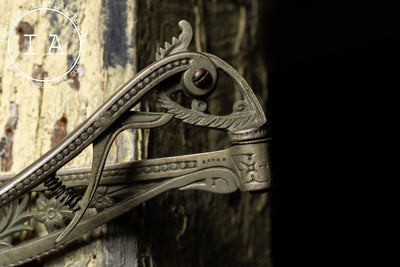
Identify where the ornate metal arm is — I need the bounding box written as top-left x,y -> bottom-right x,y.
0,20 -> 270,266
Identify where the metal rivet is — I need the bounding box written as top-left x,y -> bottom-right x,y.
192,68 -> 212,89
44,164 -> 50,170
50,159 -> 57,165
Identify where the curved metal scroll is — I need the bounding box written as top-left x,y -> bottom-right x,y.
0,20 -> 270,266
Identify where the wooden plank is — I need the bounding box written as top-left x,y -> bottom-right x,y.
136,0 -> 271,266
1,0 -> 139,266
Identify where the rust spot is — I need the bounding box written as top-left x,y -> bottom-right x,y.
51,113 -> 68,147
67,64 -> 82,90
5,125 -> 13,137
31,64 -> 48,89
0,103 -> 18,172
16,21 -> 34,52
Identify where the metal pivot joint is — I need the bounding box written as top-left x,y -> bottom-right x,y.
0,20 -> 270,266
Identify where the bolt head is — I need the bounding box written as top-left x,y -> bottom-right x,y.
192,68 -> 212,89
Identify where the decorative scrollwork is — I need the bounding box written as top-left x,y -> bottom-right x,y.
0,19 -> 270,266
159,91 -> 255,130
178,169 -> 238,194
88,186 -> 114,212
232,100 -> 250,112
232,154 -> 268,183
156,20 -> 192,60
0,195 -> 32,249
191,99 -> 208,112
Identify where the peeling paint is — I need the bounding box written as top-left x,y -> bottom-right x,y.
16,21 -> 34,52
67,64 -> 84,90
0,102 -> 18,172
31,64 -> 48,89
51,113 -> 68,148
103,0 -> 131,68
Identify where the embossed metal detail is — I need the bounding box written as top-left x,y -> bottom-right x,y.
0,20 -> 270,266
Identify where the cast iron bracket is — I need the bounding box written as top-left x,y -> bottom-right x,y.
0,20 -> 270,266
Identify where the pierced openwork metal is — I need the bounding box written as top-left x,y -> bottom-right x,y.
0,20 -> 270,266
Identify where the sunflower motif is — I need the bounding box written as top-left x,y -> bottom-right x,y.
33,194 -> 74,233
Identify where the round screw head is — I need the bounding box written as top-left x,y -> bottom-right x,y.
192,68 -> 212,89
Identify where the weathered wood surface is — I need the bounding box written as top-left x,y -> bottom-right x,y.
1,0 -> 139,266
136,1 -> 270,266
0,0 -> 270,266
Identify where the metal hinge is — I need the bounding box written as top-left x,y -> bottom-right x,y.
0,20 -> 270,266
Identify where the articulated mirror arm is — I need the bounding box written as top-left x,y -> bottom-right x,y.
0,139 -> 270,266
0,20 -> 270,266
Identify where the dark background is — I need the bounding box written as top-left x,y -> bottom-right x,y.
265,1 -> 398,265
